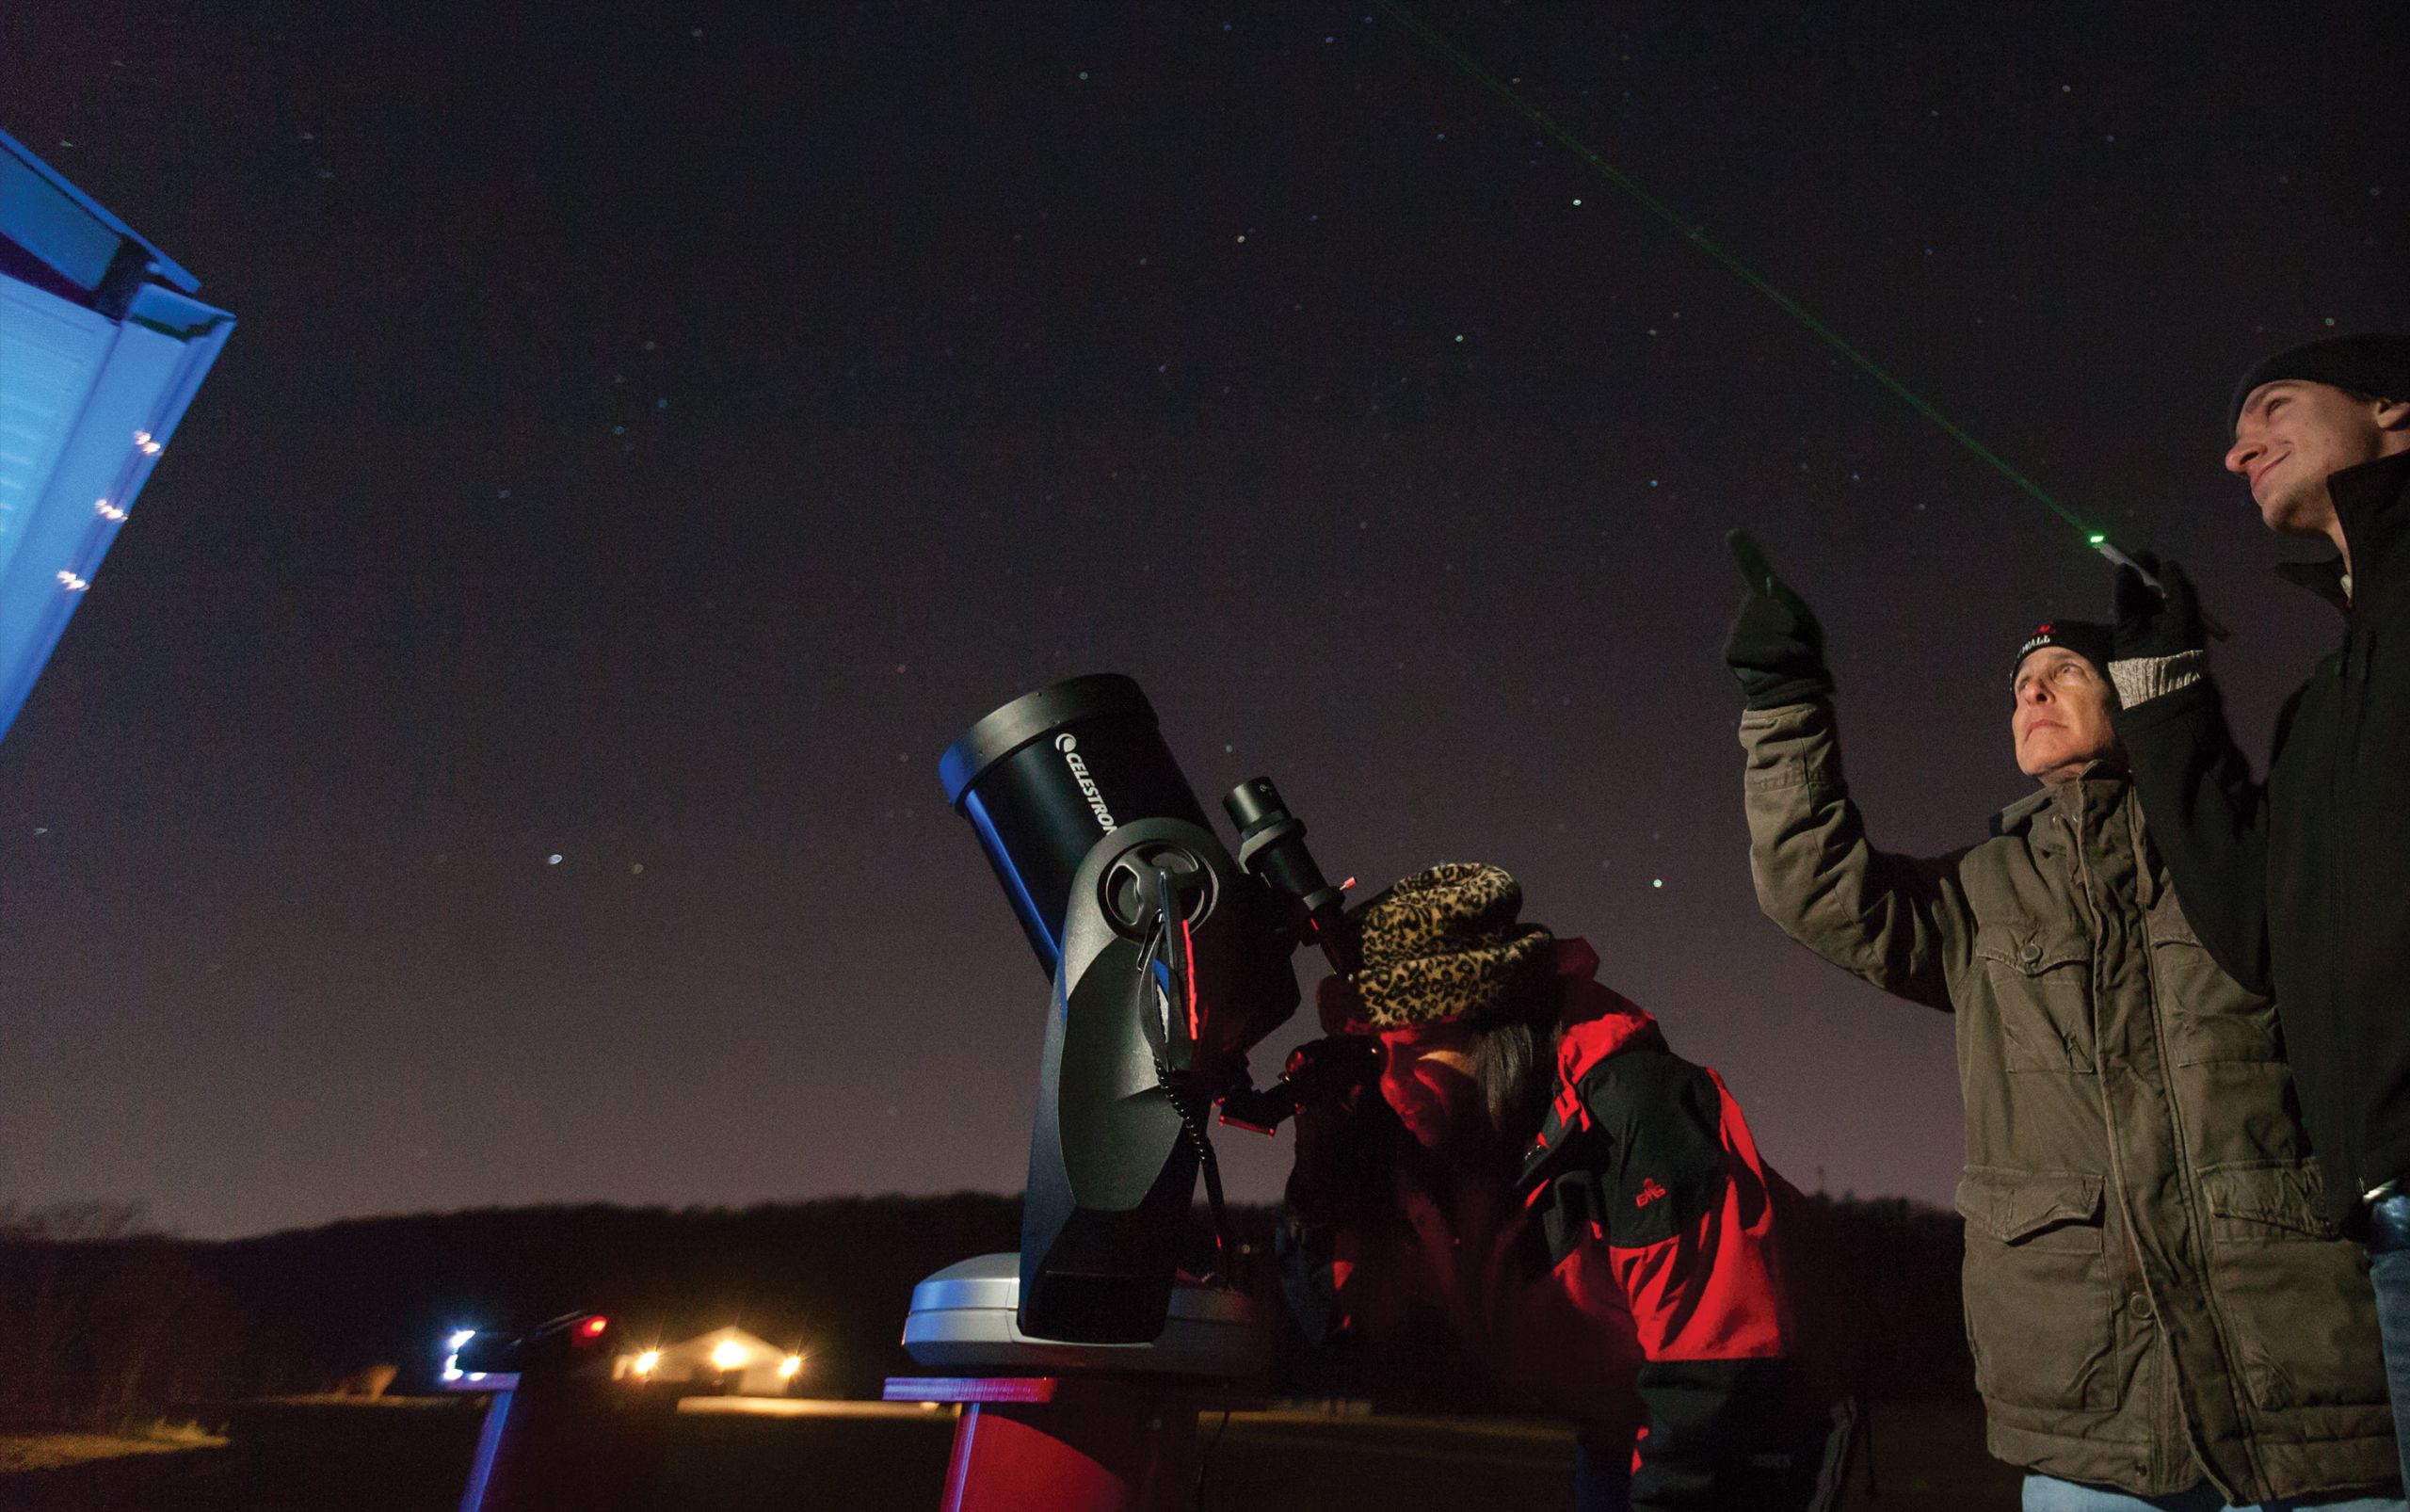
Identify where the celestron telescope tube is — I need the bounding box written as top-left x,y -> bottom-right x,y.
939,674 -> 1214,977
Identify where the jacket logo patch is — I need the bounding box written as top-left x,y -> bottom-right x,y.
1634,1177 -> 1668,1209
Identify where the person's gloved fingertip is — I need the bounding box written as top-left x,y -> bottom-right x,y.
1726,529 -> 1774,588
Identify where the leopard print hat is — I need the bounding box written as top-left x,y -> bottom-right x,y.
1324,862 -> 1557,1030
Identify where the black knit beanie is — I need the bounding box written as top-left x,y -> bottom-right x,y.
2229,333 -> 2410,430
2015,619 -> 2115,683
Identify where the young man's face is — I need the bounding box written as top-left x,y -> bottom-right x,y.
2012,647 -> 2121,783
2225,381 -> 2408,539
1374,1022 -> 1478,1150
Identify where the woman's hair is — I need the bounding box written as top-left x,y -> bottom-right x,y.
1465,984 -> 1564,1164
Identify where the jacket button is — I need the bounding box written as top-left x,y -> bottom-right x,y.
2127,1292 -> 2152,1320
2020,941 -> 2043,963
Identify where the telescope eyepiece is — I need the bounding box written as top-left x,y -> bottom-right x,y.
1223,777 -> 1284,836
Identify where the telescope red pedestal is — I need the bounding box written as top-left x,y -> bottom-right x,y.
886,1375 -> 1252,1512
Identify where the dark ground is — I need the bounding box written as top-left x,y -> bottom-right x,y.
0,1399 -> 2017,1511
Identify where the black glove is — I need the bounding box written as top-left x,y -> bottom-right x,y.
1722,530 -> 1832,709
1283,1035 -> 1384,1108
2111,551 -> 2206,660
1284,1039 -> 1397,1229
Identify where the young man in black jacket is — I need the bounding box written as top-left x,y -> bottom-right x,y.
2109,332 -> 2410,1479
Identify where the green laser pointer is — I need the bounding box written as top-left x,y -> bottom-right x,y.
1367,0 -> 2223,635
2095,539 -> 2233,641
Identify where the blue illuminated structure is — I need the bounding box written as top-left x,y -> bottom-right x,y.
0,129 -> 234,744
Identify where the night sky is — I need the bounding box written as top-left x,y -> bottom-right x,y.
3,2 -> 2403,1239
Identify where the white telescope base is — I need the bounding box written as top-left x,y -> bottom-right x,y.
900,1252 -> 1265,1376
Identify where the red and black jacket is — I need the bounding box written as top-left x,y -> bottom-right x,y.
1281,939 -> 1849,1512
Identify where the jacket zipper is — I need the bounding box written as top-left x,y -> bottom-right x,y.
2065,808 -> 2148,1293
2333,612 -> 2364,1189
2080,791 -> 2237,1493
2125,793 -> 2256,1492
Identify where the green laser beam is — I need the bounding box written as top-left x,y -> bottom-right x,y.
1368,0 -> 2098,541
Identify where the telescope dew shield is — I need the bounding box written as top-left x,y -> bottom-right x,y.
940,674 -> 1213,975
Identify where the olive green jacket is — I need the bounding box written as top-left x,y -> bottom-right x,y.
1741,698 -> 2392,1501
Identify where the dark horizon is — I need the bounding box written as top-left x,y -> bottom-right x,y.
3,0 -> 2403,1239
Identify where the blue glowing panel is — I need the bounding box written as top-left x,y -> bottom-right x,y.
0,131 -> 233,745
0,281 -> 110,584
0,151 -> 127,294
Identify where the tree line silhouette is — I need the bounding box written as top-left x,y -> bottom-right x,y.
0,1191 -> 1971,1429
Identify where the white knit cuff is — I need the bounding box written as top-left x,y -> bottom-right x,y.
2110,650 -> 2205,708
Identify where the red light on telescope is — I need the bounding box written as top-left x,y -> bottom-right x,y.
579,1316 -> 608,1338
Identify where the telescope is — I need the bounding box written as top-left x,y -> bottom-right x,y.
937,674 -> 1357,1343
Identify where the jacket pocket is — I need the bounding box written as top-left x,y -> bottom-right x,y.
1955,1166 -> 2119,1411
2196,1160 -> 2388,1411
2199,1160 -> 2338,1242
1975,925 -> 2097,1073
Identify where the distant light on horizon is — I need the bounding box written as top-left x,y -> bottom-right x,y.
711,1340 -> 748,1371
440,1326 -> 475,1382
778,1353 -> 803,1378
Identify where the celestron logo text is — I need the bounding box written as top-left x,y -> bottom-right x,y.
1056,734 -> 1117,831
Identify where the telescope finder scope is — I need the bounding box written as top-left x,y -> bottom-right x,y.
1226,777 -> 1358,978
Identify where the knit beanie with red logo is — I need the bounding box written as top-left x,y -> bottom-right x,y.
2015,619 -> 2114,684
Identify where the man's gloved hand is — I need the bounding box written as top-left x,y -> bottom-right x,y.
2111,550 -> 2206,660
1722,529 -> 1832,709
